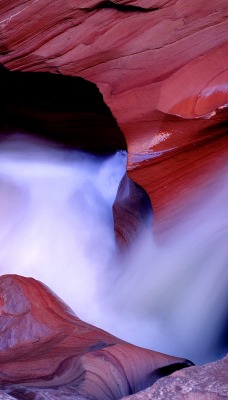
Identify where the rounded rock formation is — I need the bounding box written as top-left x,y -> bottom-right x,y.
0,274 -> 193,399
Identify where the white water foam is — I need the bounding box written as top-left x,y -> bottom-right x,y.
0,134 -> 127,321
0,134 -> 227,365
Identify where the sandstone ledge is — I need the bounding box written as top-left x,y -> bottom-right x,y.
1,356 -> 227,399
122,354 -> 228,400
0,274 -> 193,400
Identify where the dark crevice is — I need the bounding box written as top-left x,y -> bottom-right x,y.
0,65 -> 127,153
8,389 -> 36,400
83,0 -> 159,13
149,360 -> 195,385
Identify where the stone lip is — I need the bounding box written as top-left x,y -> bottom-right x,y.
121,354 -> 228,399
0,353 -> 227,400
0,274 -> 193,400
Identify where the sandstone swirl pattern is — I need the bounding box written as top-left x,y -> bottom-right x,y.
0,275 -> 192,399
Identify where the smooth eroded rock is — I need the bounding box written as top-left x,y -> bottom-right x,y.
0,274 -> 193,400
113,173 -> 152,250
121,354 -> 228,399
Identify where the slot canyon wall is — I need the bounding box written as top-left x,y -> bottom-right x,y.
0,1 -> 228,399
0,0 -> 228,235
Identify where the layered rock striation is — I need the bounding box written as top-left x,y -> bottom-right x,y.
0,275 -> 193,400
0,1 -> 227,398
122,354 -> 228,399
0,0 -> 228,234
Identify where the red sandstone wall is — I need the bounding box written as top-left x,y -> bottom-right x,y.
0,0 -> 227,233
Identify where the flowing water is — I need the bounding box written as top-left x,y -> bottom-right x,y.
0,134 -> 227,365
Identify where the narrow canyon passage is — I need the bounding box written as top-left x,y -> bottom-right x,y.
0,71 -> 227,369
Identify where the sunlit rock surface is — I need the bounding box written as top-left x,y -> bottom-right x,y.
0,275 -> 192,400
0,0 -> 228,234
122,354 -> 228,399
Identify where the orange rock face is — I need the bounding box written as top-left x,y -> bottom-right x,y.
0,0 -> 227,233
0,275 -> 192,399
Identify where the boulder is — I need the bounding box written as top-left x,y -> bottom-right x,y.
0,274 -> 193,400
